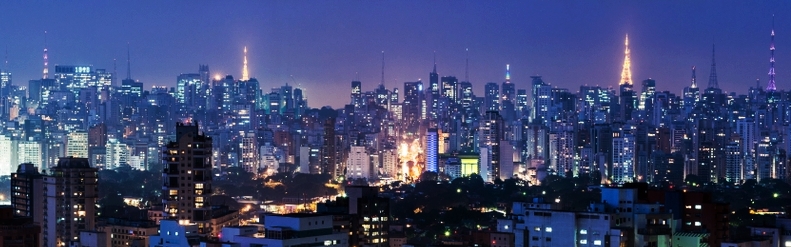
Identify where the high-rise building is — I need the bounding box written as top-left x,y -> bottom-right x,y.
240,131 -> 259,174
66,131 -> 88,158
402,81 -> 423,125
162,122 -> 214,234
481,111 -> 504,181
428,62 -> 440,119
611,127 -> 636,183
351,80 -> 362,108
322,118 -> 338,178
346,146 -> 371,180
426,128 -> 439,173
531,76 -> 552,125
0,135 -> 14,175
11,163 -> 45,227
484,82 -> 500,112
44,157 -> 99,247
441,76 -> 458,103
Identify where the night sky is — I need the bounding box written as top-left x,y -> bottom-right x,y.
0,1 -> 788,107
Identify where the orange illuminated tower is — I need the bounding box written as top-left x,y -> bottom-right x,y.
242,46 -> 249,81
620,34 -> 632,86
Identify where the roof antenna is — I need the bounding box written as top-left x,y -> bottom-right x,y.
126,42 -> 132,80
465,48 -> 469,82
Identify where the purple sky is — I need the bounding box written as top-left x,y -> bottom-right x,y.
0,1 -> 789,107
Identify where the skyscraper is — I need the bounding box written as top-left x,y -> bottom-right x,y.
162,122 -> 214,234
11,163 -> 45,227
45,157 -> 98,247
426,128 -> 438,173
351,80 -> 362,108
485,82 -> 500,112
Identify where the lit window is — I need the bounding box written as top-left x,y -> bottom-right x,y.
580,239 -> 588,244
580,229 -> 588,234
695,205 -> 702,210
545,227 -> 553,232
695,221 -> 701,226
594,240 -> 602,245
534,227 -> 540,232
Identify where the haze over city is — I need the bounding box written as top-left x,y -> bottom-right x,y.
1,1 -> 790,107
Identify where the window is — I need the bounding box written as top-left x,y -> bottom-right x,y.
545,227 -> 552,233
594,240 -> 602,246
534,227 -> 540,232
580,239 -> 588,244
580,229 -> 588,234
695,205 -> 702,210
694,221 -> 701,226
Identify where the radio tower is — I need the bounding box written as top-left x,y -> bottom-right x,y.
708,44 -> 719,89
242,46 -> 249,81
619,34 -> 632,86
381,51 -> 385,86
766,15 -> 777,92
43,31 -> 49,79
691,66 -> 697,88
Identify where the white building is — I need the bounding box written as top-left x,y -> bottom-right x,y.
66,131 -> 89,158
105,138 -> 127,170
149,220 -> 199,247
18,140 -> 42,169
381,149 -> 398,178
0,135 -> 15,175
260,143 -> 280,176
503,201 -> 623,247
612,132 -> 635,183
216,214 -> 348,247
346,146 -> 371,180
241,131 -> 258,174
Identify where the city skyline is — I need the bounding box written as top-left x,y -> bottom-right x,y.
0,1 -> 790,107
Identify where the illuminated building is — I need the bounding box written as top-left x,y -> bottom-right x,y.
346,186 -> 390,246
531,76 -> 552,125
351,80 -> 362,108
215,214 -> 348,247
240,131 -> 258,174
682,66 -> 700,116
481,111 -> 504,180
98,218 -> 158,247
162,122 -> 214,235
426,128 -> 438,173
346,146 -> 371,180
460,154 -> 480,177
54,65 -> 113,95
104,138 -> 127,170
611,126 -> 636,184
0,135 -> 13,175
402,81 -> 423,125
548,123 -> 574,177
66,131 -> 88,158
45,157 -> 98,247
485,82 -> 500,112
11,163 -> 45,242
428,60 -> 439,119
17,140 -> 42,169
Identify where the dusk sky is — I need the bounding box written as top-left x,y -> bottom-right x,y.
0,1 -> 788,107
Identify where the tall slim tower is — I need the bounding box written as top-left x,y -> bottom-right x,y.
126,42 -> 132,80
708,44 -> 719,89
620,34 -> 632,86
162,123 -> 214,234
43,31 -> 48,79
242,46 -> 249,81
766,16 -> 777,92
691,66 -> 697,88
